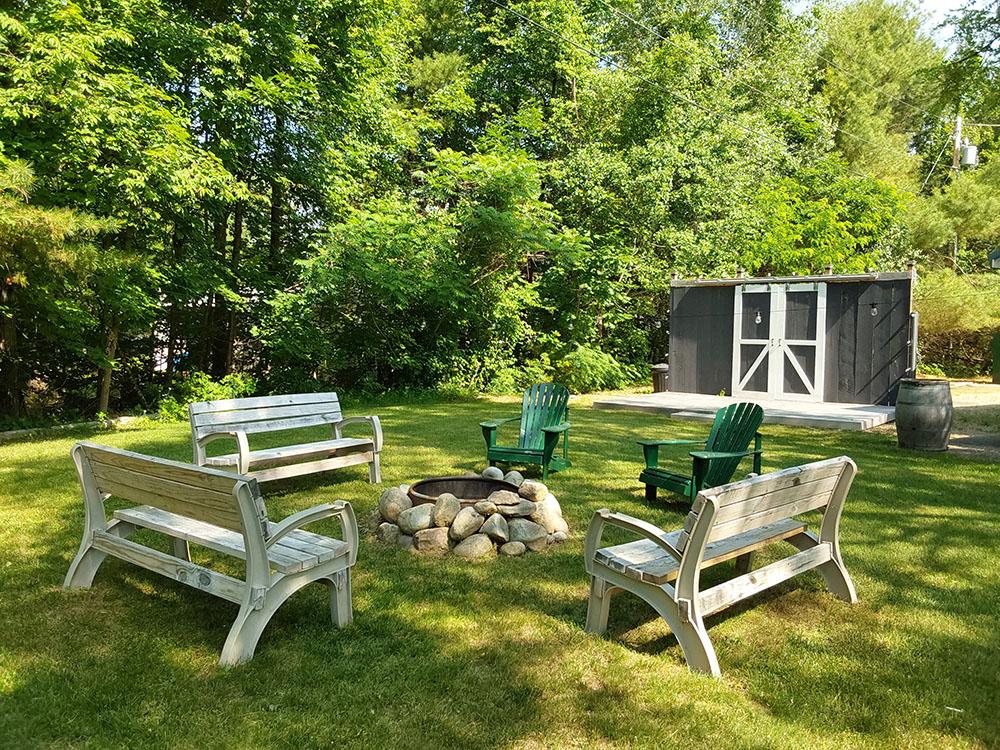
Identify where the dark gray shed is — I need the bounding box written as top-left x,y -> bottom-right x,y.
668,271 -> 917,405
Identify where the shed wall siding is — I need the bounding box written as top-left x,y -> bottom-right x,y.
669,286 -> 734,395
669,276 -> 913,405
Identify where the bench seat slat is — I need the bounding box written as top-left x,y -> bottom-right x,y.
594,519 -> 807,585
113,506 -> 348,574
203,438 -> 372,470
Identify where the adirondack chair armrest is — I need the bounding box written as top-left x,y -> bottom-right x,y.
636,439 -> 705,446
638,439 -> 706,469
332,415 -> 383,451
480,416 -> 522,429
195,429 -> 251,473
266,501 -> 359,565
689,449 -> 762,460
584,508 -> 684,571
541,422 -> 571,434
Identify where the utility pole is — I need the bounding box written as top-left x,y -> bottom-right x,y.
951,114 -> 963,268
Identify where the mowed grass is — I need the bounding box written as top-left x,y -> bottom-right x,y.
1,394 -> 998,749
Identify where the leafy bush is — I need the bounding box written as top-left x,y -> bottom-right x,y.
915,270 -> 1000,377
157,372 -> 256,421
552,345 -> 636,393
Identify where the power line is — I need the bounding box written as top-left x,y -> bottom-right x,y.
920,139 -> 950,190
735,2 -> 942,125
480,0 -> 877,182
592,0 -> 907,168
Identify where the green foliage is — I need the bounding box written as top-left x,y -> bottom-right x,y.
552,344 -> 636,393
156,371 -> 256,421
914,269 -> 1000,377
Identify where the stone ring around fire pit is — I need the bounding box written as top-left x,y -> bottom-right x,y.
374,467 -> 569,560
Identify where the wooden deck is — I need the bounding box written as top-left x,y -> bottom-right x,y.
592,391 -> 894,431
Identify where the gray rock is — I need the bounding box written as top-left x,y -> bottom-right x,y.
398,484 -> 411,492
497,499 -> 537,518
376,522 -> 400,545
482,466 -> 505,480
488,490 -> 520,506
550,530 -> 568,543
398,534 -> 414,551
508,518 -> 547,545
453,533 -> 495,560
499,541 -> 526,556
397,503 -> 434,535
525,535 -> 548,552
413,526 -> 450,553
474,500 -> 497,515
378,487 -> 412,523
518,480 -> 548,503
433,493 -> 461,527
530,493 -> 569,534
481,513 -> 509,544
449,507 -> 484,540
503,470 -> 525,486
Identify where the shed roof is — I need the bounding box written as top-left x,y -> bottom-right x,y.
670,271 -> 914,288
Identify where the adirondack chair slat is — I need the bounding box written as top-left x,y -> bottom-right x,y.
638,403 -> 764,504
482,383 -> 571,479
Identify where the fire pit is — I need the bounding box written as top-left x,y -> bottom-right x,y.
374,467 -> 570,559
408,476 -> 518,508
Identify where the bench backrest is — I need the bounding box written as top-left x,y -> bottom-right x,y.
73,442 -> 268,536
518,383 -> 570,450
189,393 -> 343,441
684,456 -> 856,550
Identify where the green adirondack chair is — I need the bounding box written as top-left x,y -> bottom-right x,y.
481,383 -> 571,480
638,402 -> 764,503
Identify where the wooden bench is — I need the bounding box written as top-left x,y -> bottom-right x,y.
584,456 -> 858,676
63,442 -> 359,666
189,392 -> 382,484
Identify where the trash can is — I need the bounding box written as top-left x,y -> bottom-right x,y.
652,363 -> 669,393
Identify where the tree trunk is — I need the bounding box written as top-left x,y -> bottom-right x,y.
209,211 -> 230,376
97,317 -> 119,414
270,114 -> 285,275
224,201 -> 244,374
0,280 -> 23,417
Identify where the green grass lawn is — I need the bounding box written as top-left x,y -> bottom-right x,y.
1,394 -> 998,749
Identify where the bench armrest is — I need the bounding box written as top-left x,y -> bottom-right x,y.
195,430 -> 251,474
584,508 -> 684,575
266,501 -> 359,565
541,422 -> 571,434
638,439 -> 705,470
332,415 -> 383,452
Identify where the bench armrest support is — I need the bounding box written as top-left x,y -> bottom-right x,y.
584,508 -> 684,576
195,430 -> 251,474
266,501 -> 359,565
332,415 -> 383,452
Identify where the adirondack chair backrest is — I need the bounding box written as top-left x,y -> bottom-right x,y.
518,383 -> 570,450
701,402 -> 764,488
189,393 -> 343,442
73,442 -> 269,536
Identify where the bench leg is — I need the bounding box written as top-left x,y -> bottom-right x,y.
787,533 -> 858,604
173,538 -> 191,562
645,484 -> 657,503
64,520 -> 134,590
645,587 -> 721,677
585,576 -> 616,634
734,552 -> 754,576
326,569 -> 353,628
368,454 -> 382,484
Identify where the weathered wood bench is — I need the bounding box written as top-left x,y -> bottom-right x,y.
190,392 -> 382,484
584,456 -> 858,676
64,442 -> 359,666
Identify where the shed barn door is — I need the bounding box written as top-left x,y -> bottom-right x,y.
733,283 -> 826,401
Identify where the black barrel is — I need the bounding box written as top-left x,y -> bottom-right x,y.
895,379 -> 953,451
